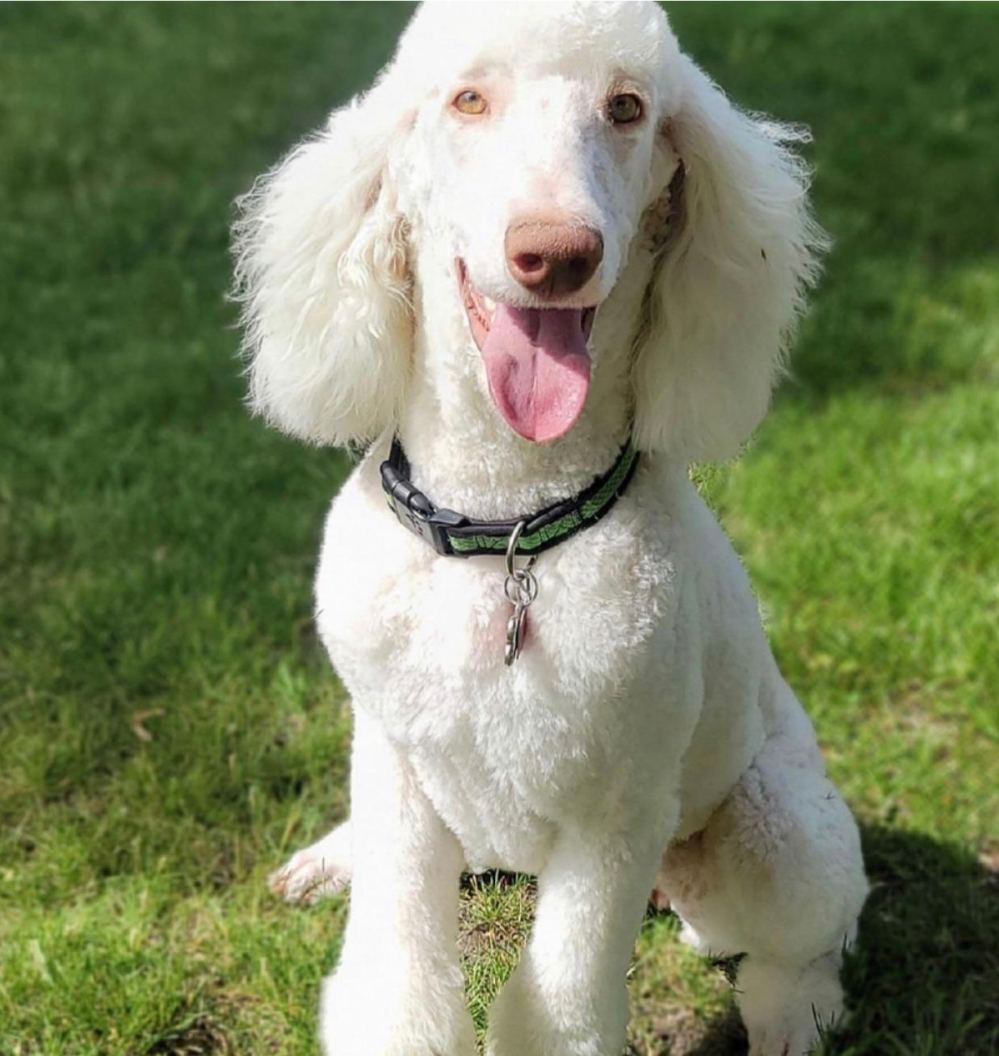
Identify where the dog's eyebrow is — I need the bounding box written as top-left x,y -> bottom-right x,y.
452,63 -> 506,84
607,75 -> 650,97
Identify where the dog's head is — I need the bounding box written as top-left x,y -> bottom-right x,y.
235,1 -> 824,461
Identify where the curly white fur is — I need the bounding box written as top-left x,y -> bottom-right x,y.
234,75 -> 413,445
235,4 -> 867,1056
632,56 -> 827,461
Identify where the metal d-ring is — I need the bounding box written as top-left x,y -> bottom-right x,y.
503,521 -> 539,666
504,521 -> 538,600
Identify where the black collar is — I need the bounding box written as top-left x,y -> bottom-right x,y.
380,437 -> 640,558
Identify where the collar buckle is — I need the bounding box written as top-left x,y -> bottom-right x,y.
415,506 -> 467,556
382,460 -> 468,556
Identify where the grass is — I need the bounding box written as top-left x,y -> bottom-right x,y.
1,3 -> 997,1054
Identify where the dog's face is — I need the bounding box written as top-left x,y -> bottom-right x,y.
393,2 -> 684,442
237,0 -> 821,461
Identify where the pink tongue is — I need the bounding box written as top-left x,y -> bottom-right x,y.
481,306 -> 591,443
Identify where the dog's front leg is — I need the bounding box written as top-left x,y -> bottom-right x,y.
487,824 -> 666,1056
320,710 -> 474,1056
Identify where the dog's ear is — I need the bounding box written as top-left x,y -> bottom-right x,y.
233,71 -> 414,447
631,55 -> 826,462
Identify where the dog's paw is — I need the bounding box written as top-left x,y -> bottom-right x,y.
320,964 -> 475,1056
487,964 -> 628,1056
738,952 -> 846,1056
268,823 -> 352,904
268,854 -> 349,904
747,1018 -> 836,1056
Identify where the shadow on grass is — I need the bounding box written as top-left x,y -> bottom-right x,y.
647,825 -> 999,1056
835,825 -> 999,1056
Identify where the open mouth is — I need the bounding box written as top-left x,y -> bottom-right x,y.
458,259 -> 596,444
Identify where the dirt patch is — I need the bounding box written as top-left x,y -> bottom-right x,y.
629,1003 -> 746,1056
145,1013 -> 233,1056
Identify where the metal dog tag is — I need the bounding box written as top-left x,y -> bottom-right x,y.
505,602 -> 528,665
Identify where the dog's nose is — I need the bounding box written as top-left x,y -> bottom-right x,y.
505,219 -> 603,298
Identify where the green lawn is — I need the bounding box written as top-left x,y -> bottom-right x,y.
1,4 -> 997,1055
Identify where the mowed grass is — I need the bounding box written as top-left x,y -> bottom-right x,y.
1,4 -> 996,1055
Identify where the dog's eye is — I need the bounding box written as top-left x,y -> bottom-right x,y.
607,93 -> 643,125
453,90 -> 488,116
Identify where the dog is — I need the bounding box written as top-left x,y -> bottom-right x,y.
234,3 -> 868,1054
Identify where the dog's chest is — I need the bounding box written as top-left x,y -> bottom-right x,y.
315,469 -> 682,865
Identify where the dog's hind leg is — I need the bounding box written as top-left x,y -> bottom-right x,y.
656,732 -> 868,1056
269,820 -> 352,904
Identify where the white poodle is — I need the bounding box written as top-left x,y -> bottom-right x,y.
234,3 -> 868,1055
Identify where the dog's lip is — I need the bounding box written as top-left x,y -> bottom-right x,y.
456,259 -> 597,351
